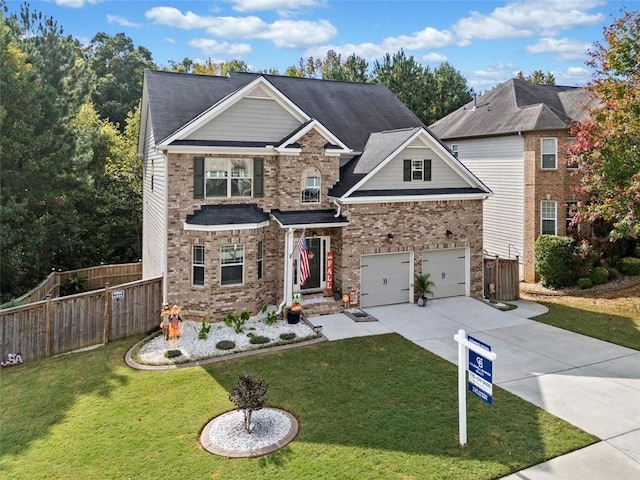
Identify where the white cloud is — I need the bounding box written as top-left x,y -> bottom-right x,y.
555,66 -> 591,85
145,7 -> 336,48
454,0 -> 605,42
526,37 -> 592,60
55,0 -> 101,7
106,15 -> 141,28
188,39 -> 252,56
229,0 -> 322,12
423,52 -> 448,64
165,38 -> 177,45
304,26 -> 457,63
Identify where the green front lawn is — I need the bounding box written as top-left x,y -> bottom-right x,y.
1,334 -> 596,480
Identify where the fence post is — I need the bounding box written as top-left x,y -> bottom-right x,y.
45,294 -> 52,357
103,283 -> 110,345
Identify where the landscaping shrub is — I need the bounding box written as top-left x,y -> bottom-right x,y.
249,335 -> 270,345
589,266 -> 609,285
165,349 -> 182,358
577,278 -> 593,289
279,332 -> 296,341
216,340 -> 236,350
605,266 -> 619,280
535,235 -> 578,288
617,257 -> 640,275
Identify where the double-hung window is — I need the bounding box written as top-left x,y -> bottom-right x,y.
403,159 -> 432,182
192,245 -> 205,286
301,167 -> 321,204
204,158 -> 252,197
221,244 -> 244,286
541,201 -> 557,235
541,138 -> 558,169
257,241 -> 263,280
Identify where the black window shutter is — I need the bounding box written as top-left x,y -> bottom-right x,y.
253,157 -> 264,197
193,157 -> 204,198
424,159 -> 432,181
403,159 -> 411,182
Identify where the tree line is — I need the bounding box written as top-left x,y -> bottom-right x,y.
1,1 -> 637,302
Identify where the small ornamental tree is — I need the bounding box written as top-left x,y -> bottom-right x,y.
229,374 -> 268,433
535,235 -> 578,288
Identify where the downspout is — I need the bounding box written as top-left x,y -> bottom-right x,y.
277,228 -> 295,314
332,198 -> 342,218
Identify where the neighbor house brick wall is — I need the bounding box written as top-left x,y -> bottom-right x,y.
339,200 -> 484,298
523,131 -> 586,282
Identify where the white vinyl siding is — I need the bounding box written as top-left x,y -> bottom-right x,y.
541,138 -> 558,169
185,97 -> 301,142
541,201 -> 557,235
361,147 -> 468,190
142,112 -> 168,284
454,136 -> 525,275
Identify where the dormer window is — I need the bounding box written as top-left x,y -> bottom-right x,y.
302,167 -> 321,204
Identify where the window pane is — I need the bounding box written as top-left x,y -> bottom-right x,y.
541,138 -> 557,169
193,246 -> 205,264
542,219 -> 556,235
231,178 -> 252,197
542,154 -> 556,169
231,159 -> 251,177
302,175 -> 320,203
221,265 -> 243,285
193,245 -> 205,286
541,201 -> 556,235
193,266 -> 204,286
206,179 -> 227,197
221,245 -> 243,264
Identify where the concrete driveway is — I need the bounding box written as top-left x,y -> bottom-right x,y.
307,297 -> 640,479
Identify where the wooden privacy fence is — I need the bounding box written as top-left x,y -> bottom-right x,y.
484,257 -> 520,301
16,262 -> 142,305
0,277 -> 162,363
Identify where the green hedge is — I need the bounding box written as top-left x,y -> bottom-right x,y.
535,235 -> 578,288
617,257 -> 640,275
589,266 -> 609,285
577,277 -> 593,289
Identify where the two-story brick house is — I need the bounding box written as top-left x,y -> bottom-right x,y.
430,79 -> 598,283
138,70 -> 491,318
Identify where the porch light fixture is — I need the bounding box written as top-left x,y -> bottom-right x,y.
312,230 -> 318,238
446,229 -> 453,238
386,233 -> 394,242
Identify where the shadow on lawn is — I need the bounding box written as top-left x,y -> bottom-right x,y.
0,338 -> 131,464
202,334 -> 594,472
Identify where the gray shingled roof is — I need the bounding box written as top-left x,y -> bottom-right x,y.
144,70 -> 425,152
271,209 -> 349,227
353,127 -> 421,174
186,204 -> 268,226
429,78 -> 598,140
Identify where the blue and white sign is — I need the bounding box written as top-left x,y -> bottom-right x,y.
466,335 -> 493,405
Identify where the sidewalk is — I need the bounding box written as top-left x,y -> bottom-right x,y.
307,297 -> 640,479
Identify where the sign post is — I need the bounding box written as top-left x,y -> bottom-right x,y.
453,329 -> 497,446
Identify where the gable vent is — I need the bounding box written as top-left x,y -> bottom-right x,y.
246,86 -> 272,100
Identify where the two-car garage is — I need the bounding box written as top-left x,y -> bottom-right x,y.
359,248 -> 468,308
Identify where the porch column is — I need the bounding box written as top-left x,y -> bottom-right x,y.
283,228 -> 295,306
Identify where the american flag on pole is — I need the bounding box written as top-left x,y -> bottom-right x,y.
297,231 -> 310,286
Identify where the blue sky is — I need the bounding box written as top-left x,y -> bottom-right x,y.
5,0 -> 633,90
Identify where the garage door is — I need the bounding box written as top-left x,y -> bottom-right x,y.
360,253 -> 411,307
422,248 -> 467,298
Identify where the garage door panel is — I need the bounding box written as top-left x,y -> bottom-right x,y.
422,249 -> 466,299
361,253 -> 411,307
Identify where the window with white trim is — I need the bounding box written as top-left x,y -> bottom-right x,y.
192,245 -> 205,286
221,244 -> 244,286
257,241 -> 263,280
205,158 -> 252,197
301,167 -> 321,203
541,138 -> 558,169
541,201 -> 557,235
566,137 -> 578,169
403,159 -> 432,182
451,144 -> 459,158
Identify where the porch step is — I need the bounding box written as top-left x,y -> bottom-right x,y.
300,293 -> 343,317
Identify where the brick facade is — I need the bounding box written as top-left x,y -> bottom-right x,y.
523,131 -> 585,282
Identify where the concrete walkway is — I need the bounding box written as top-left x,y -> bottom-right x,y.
307,297 -> 640,479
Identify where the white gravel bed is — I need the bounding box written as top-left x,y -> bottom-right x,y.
133,310 -> 317,365
202,408 -> 295,457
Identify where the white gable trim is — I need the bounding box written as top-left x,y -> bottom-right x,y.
160,76 -> 310,146
276,119 -> 351,155
183,220 -> 270,232
335,193 -> 491,204
342,128 -> 491,198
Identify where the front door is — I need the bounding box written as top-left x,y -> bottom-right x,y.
295,236 -> 329,292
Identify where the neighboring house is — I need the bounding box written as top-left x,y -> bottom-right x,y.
138,70 -> 491,318
430,78 -> 598,283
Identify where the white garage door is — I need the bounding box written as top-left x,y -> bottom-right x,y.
422,248 -> 467,298
360,253 -> 411,307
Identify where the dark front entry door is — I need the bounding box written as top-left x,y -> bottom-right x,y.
302,238 -> 321,289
